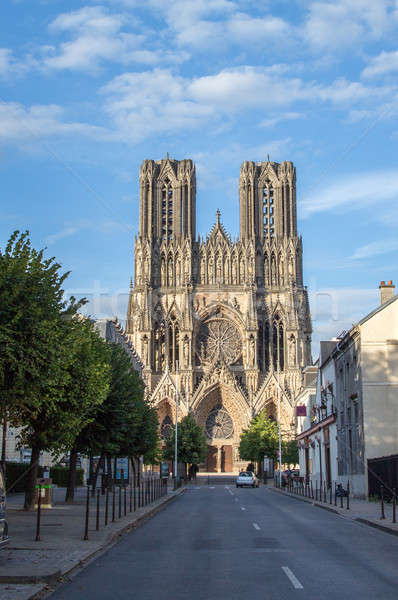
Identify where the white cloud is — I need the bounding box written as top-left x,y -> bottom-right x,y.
362,50 -> 398,79
45,219 -> 133,245
43,6 -> 148,72
260,112 -> 303,128
351,239 -> 398,260
0,102 -> 110,143
303,0 -> 395,51
301,170 -> 398,217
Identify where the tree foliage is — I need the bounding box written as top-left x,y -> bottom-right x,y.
282,439 -> 299,467
239,411 -> 279,463
163,414 -> 207,467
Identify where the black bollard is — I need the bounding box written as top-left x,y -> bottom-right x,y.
330,484 -> 332,505
96,489 -> 100,531
112,486 -> 115,522
340,487 -> 343,509
129,483 -> 132,512
393,488 -> 396,524
334,482 -> 337,506
346,481 -> 350,510
380,485 -> 386,519
118,486 -> 122,519
84,485 -> 90,541
124,485 -> 127,516
310,480 -> 314,499
105,487 -> 109,526
35,483 -> 42,542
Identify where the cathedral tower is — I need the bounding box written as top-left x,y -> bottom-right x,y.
127,156 -> 312,473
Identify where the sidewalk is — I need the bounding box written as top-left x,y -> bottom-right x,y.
0,481 -> 183,600
271,486 -> 398,536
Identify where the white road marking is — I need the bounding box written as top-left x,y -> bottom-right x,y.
241,506 -> 246,511
253,522 -> 260,530
226,487 -> 234,496
282,567 -> 304,589
209,486 -> 215,489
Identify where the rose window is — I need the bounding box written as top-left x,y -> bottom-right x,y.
161,416 -> 173,440
196,319 -> 242,365
205,405 -> 234,439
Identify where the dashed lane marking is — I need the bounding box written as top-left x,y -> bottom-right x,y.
241,507 -> 246,511
253,523 -> 260,530
282,566 -> 304,589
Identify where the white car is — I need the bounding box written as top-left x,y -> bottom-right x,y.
236,471 -> 259,488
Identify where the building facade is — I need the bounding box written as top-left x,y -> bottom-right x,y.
126,156 -> 312,472
297,281 -> 398,498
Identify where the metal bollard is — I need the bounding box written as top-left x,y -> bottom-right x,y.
96,489 -> 100,531
129,483 -> 132,512
380,485 -> 386,520
105,487 -> 109,526
330,484 -> 332,505
346,481 -> 350,510
393,488 -> 396,524
84,485 -> 90,540
124,486 -> 127,516
35,484 -> 42,542
112,486 -> 115,522
334,482 -> 337,506
134,480 -> 137,511
118,486 -> 122,518
340,488 -> 343,509
310,480 -> 314,499
323,481 -> 327,503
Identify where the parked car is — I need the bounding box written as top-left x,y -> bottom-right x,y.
236,471 -> 259,488
0,465 -> 9,549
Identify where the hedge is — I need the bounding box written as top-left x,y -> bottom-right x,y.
5,461 -> 83,492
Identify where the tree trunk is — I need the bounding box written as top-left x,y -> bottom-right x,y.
24,444 -> 41,511
1,410 -> 7,476
65,445 -> 78,503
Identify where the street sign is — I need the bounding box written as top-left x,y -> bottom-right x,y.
115,457 -> 129,482
160,462 -> 169,478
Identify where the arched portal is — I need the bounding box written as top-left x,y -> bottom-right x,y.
193,383 -> 251,473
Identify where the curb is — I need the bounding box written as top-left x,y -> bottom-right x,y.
2,488 -> 185,589
355,518 -> 398,538
271,487 -> 398,536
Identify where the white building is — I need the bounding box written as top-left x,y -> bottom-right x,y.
297,281 -> 398,498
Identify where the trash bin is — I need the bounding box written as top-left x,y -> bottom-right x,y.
34,478 -> 52,509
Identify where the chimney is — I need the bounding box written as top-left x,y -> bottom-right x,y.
379,280 -> 395,305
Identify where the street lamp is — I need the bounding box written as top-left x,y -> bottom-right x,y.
174,361 -> 179,484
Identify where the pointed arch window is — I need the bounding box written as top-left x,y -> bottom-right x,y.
258,320 -> 270,373
168,315 -> 180,371
272,314 -> 284,371
161,178 -> 173,240
154,322 -> 165,372
263,182 -> 274,239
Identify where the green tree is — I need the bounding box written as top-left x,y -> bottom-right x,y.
239,411 -> 279,463
0,231 -> 96,509
63,319 -> 111,502
163,414 -> 207,474
71,343 -> 159,492
282,439 -> 299,468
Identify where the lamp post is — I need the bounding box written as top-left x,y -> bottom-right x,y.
277,357 -> 282,488
174,362 -> 179,483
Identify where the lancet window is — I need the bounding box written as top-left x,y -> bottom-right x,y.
263,182 -> 274,239
168,315 -> 180,371
258,321 -> 270,373
153,322 -> 165,373
272,314 -> 284,371
161,178 -> 173,240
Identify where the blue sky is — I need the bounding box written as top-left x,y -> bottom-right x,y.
1,0 -> 398,354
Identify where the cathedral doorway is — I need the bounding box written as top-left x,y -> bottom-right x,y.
206,446 -> 218,472
221,445 -> 233,472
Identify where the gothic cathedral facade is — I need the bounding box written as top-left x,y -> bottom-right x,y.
126,156 -> 312,472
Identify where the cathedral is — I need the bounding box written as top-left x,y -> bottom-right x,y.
126,156 -> 312,472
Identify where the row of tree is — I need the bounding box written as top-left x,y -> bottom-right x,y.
0,232 -> 159,509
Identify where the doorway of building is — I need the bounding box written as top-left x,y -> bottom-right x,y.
221,445 -> 233,472
206,446 -> 217,472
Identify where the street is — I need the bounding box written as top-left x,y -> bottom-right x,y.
48,484 -> 398,600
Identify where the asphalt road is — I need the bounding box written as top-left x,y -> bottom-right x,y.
49,484 -> 398,600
